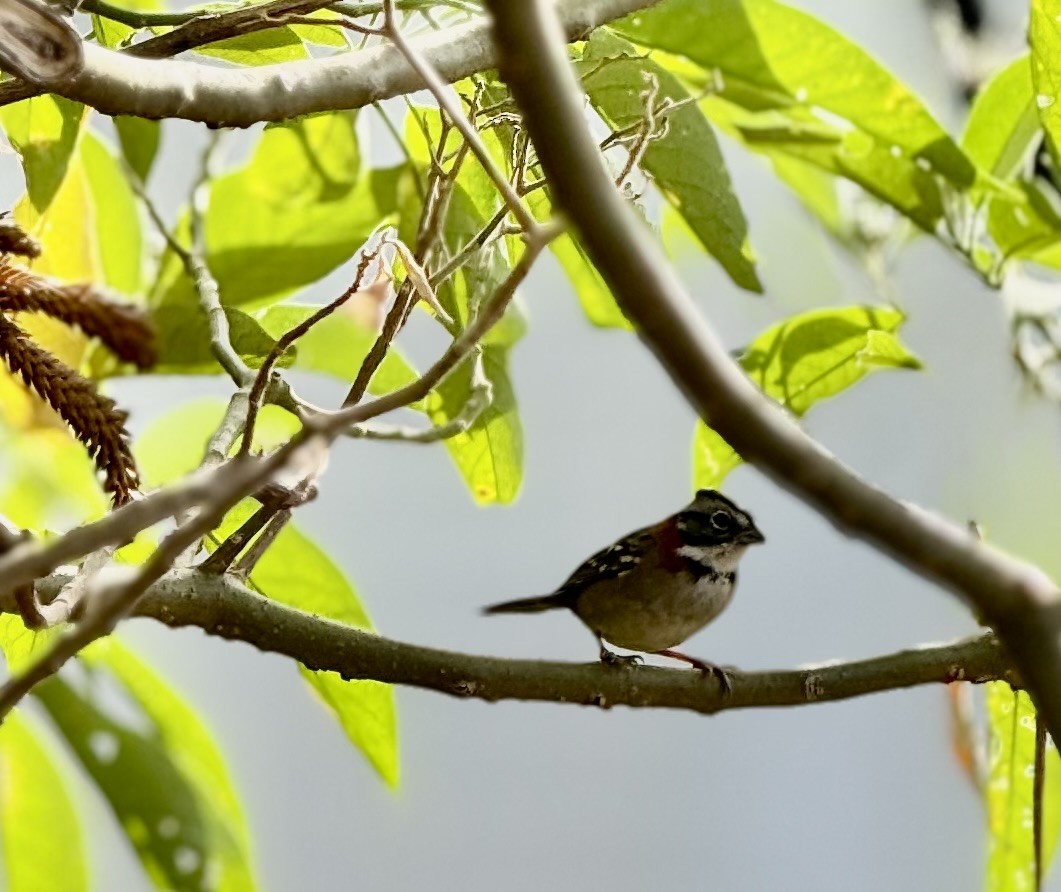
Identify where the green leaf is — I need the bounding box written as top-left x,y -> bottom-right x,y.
137,406 -> 396,782
985,685 -> 1061,892
216,504 -> 399,787
550,232 -> 630,329
0,423 -> 108,531
962,55 -> 1038,179
34,673 -> 254,892
702,96 -> 949,234
114,116 -> 162,183
426,346 -> 522,504
257,304 -> 419,396
613,0 -> 975,187
92,14 -> 135,48
79,638 -> 255,890
149,303 -> 287,376
136,399 -> 299,487
693,306 -> 921,488
581,31 -> 760,291
193,26 -> 308,65
0,712 -> 88,892
399,107 -> 525,500
0,95 -> 86,213
287,10 -> 349,48
1031,1 -> 1061,170
195,112 -> 382,308
81,132 -> 143,295
0,617 -> 62,677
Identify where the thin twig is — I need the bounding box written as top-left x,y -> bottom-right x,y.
231,507 -> 294,578
342,130 -> 456,406
380,0 -> 538,234
79,0 -> 475,29
241,247 -> 381,455
343,348 -> 491,442
324,222 -> 559,431
1035,714 -> 1046,892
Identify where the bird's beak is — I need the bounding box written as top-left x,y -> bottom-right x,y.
738,526 -> 765,545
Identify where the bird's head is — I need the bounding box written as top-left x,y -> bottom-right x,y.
673,489 -> 765,572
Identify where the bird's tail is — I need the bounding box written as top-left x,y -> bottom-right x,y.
482,592 -> 571,615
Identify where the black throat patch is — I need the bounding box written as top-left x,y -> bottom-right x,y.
682,555 -> 736,585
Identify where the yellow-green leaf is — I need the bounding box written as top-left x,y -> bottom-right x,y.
985,685 -> 1061,891
0,95 -> 86,213
217,504 -> 399,787
581,31 -> 760,292
34,673 -> 255,892
1031,1 -> 1061,170
0,711 -> 88,892
614,0 -> 975,187
79,637 -> 256,891
694,306 -> 920,488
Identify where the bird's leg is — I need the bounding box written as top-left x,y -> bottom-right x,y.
597,635 -> 642,669
654,649 -> 732,694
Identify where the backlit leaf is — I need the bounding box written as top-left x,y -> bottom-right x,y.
985,685 -> 1061,892
693,306 -> 920,488
581,31 -> 759,291
962,55 -> 1038,179
613,0 -> 975,187
200,112 -> 373,307
0,95 -> 86,213
1031,1 -> 1061,170
215,504 -> 399,787
35,674 -> 255,892
0,711 -> 88,892
79,637 -> 255,890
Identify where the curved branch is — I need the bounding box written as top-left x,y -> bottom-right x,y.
2,0 -> 657,126
14,569 -> 1014,714
481,0 -> 1061,735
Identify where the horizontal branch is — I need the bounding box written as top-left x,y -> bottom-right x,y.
6,569 -> 1015,715
2,0 -> 656,126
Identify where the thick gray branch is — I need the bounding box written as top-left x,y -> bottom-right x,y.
6,0 -> 656,126
11,569 -> 1014,715
482,0 -> 1061,735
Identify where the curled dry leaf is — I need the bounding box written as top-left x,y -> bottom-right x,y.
385,237 -> 455,326
341,264 -> 394,332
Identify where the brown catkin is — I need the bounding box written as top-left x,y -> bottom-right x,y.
0,263 -> 156,368
0,316 -> 140,505
0,218 -> 41,259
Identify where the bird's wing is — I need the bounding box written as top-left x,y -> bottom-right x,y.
556,525 -> 655,597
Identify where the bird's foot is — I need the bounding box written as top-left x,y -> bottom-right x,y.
654,649 -> 733,695
599,646 -> 643,669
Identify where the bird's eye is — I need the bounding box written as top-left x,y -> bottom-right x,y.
710,510 -> 732,531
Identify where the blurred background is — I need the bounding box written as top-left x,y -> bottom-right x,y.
9,0 -> 1061,889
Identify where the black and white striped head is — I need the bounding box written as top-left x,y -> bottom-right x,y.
675,489 -> 765,549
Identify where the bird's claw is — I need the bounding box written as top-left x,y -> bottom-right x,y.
599,648 -> 642,669
701,663 -> 732,696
